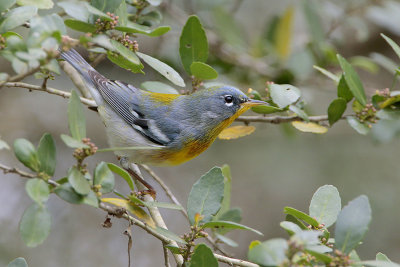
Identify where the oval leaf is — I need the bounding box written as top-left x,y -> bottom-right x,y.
141,81 -> 179,94
202,220 -> 262,235
337,75 -> 354,102
284,206 -> 319,227
37,133 -> 56,176
190,62 -> 218,80
7,257 -> 28,267
106,163 -> 134,191
25,178 -> 49,204
64,19 -> 96,33
19,203 -> 51,247
291,121 -> 328,134
115,24 -> 170,37
280,221 -> 302,235
0,6 -> 37,33
248,238 -> 288,266
347,117 -> 370,135
275,6 -> 294,60
16,0 -> 53,9
13,138 -> 40,172
309,185 -> 341,228
269,84 -> 301,108
335,195 -> 371,254
57,1 -> 89,22
0,0 -> 16,14
136,52 -> 185,87
187,167 -> 224,225
68,90 -> 86,140
94,162 -> 115,194
60,134 -> 88,148
54,183 -> 83,204
67,166 -> 91,195
328,98 -> 347,126
179,15 -> 208,74
218,125 -> 255,140
189,244 -> 218,267
337,54 -> 367,106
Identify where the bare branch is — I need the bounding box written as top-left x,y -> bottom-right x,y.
237,114 -> 350,124
0,163 -> 59,187
163,244 -> 171,267
214,254 -> 259,267
4,82 -> 96,107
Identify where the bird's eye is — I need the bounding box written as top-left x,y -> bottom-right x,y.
224,95 -> 233,103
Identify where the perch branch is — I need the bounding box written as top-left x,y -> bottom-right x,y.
0,163 -> 59,187
59,61 -> 92,98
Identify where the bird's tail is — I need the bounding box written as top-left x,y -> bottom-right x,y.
59,48 -> 104,104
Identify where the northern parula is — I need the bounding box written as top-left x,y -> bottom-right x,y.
60,49 -> 267,166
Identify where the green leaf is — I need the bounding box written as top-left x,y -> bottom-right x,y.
136,52 -> 185,87
90,0 -> 123,14
381,34 -> 400,61
0,0 -> 16,13
275,6 -> 294,60
284,206 -> 319,227
285,214 -> 307,230
83,2 -> 112,21
337,75 -> 354,102
251,105 -> 283,114
64,19 -> 97,33
179,15 -> 208,74
16,0 -> 53,9
269,84 -> 301,108
0,138 -> 10,150
7,257 -> 28,267
60,134 -> 88,148
13,138 -> 40,172
335,195 -> 372,254
140,81 -> 179,94
218,208 -> 241,223
328,98 -> 347,126
309,185 -> 341,228
67,166 -> 91,195
37,133 -> 56,176
115,24 -> 170,37
215,233 -> 238,247
68,90 -> 86,140
280,221 -> 302,235
362,261 -> 400,267
107,50 -> 144,73
54,183 -> 84,204
190,62 -> 218,80
25,178 -> 49,204
289,105 -> 309,121
203,221 -> 262,235
94,162 -> 115,194
189,244 -> 218,267
337,54 -> 367,106
350,56 -> 379,73
142,201 -> 183,210
187,167 -> 224,225
214,164 -> 232,219
347,117 -> 370,135
0,6 -> 37,33
82,190 -> 99,207
110,39 -> 141,65
57,1 -> 89,22
114,0 -> 127,26
376,253 -> 391,262
165,245 -> 181,254
106,163 -> 134,191
248,238 -> 288,266
153,227 -> 186,244
313,65 -> 340,83
19,203 -> 51,247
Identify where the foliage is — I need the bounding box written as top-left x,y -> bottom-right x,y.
2,0 -> 400,266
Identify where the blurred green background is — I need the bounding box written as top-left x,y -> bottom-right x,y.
2,0 -> 400,266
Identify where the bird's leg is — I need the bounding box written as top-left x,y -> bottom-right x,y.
119,157 -> 156,199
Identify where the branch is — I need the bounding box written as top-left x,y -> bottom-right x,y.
4,82 -> 96,107
0,163 -> 59,187
163,244 -> 171,267
237,114 -> 350,124
0,66 -> 42,89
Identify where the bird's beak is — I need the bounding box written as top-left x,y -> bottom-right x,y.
242,99 -> 269,107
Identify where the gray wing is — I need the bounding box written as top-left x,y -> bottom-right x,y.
88,70 -> 170,146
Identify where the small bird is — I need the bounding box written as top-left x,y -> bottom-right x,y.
60,48 -> 267,167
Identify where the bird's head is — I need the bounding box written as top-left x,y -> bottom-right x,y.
194,86 -> 267,121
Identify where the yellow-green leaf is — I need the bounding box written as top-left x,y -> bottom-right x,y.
291,121 -> 328,134
218,125 -> 256,140
275,6 -> 294,60
249,240 -> 261,250
101,198 -> 155,227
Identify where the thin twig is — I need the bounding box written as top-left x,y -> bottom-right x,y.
91,53 -> 107,68
0,163 -> 59,187
4,82 -> 96,107
163,244 -> 171,267
140,164 -> 187,218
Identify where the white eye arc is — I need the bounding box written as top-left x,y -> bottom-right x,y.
224,95 -> 234,106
